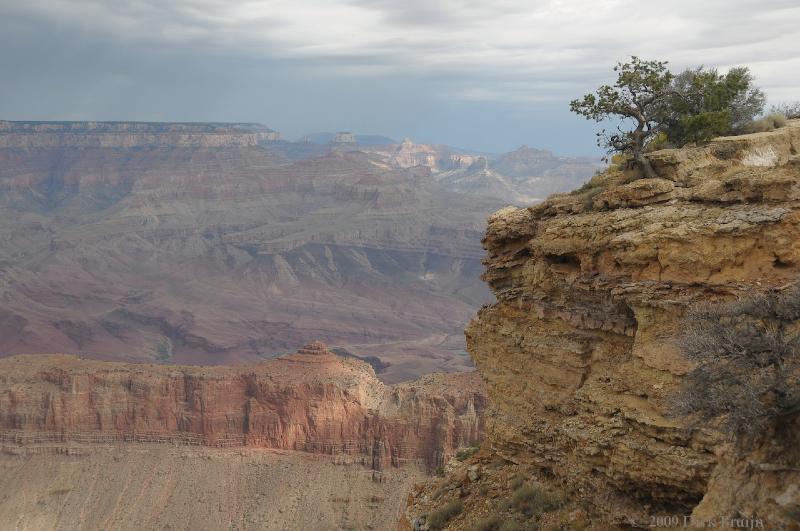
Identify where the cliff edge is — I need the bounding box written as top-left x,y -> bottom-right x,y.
0,342 -> 486,470
405,120 -> 800,529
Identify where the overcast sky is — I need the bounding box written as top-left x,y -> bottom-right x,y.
1,0 -> 798,154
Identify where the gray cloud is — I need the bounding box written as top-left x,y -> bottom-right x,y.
1,0 -> 798,154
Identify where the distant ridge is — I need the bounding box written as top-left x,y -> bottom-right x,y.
300,132 -> 397,145
0,120 -> 278,134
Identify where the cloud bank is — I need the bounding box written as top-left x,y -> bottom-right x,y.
1,0 -> 798,153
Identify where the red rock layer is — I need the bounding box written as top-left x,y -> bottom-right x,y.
0,343 -> 486,469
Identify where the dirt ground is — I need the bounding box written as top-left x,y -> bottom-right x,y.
0,444 -> 427,530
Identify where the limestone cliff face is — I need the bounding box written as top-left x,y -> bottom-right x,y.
406,121 -> 800,528
0,343 -> 486,469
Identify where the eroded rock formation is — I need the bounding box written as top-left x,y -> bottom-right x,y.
0,343 -> 486,470
405,121 -> 800,528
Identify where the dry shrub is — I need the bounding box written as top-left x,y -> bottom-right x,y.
671,286 -> 800,446
511,483 -> 564,516
741,113 -> 788,134
427,500 -> 464,530
456,445 -> 480,461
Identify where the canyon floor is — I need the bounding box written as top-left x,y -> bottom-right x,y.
0,444 -> 425,531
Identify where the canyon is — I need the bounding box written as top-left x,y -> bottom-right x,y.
0,120 -> 598,383
405,121 -> 800,529
0,339 -> 487,530
0,342 -> 486,469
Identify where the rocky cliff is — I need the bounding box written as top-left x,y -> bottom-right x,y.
405,121 -> 800,529
0,342 -> 486,470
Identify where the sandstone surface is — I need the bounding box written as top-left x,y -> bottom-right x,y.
405,121 -> 800,529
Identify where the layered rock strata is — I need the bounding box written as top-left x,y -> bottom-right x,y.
0,121 -> 280,147
406,121 -> 800,528
0,343 -> 486,470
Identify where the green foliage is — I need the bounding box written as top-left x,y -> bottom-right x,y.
427,500 -> 464,530
511,484 -> 564,516
666,66 -> 765,144
644,131 -> 672,152
570,57 -> 673,177
509,476 -> 525,490
571,57 -> 767,178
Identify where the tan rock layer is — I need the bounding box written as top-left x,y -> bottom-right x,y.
464,121 -> 800,526
0,344 -> 486,470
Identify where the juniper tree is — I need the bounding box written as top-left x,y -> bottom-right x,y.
570,57 -> 674,179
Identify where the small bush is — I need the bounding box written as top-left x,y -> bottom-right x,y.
645,131 -> 673,152
428,500 -> 464,530
741,113 -> 788,134
511,484 -> 564,516
432,485 -> 447,500
582,187 -> 604,211
509,476 -> 525,490
671,287 -> 800,446
471,515 -> 502,531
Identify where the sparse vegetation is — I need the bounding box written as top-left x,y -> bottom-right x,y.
456,445 -> 480,461
427,500 -> 464,530
671,287 -> 800,446
771,101 -> 800,119
471,515 -> 502,531
740,113 -> 787,134
509,476 -> 525,490
510,483 -> 564,516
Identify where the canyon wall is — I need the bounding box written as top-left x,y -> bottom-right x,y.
0,121 -> 280,147
405,121 -> 800,528
0,342 -> 486,470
